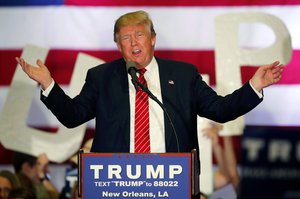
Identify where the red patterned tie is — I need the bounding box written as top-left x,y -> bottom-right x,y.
134,68 -> 150,153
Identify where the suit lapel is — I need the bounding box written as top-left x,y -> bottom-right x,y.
111,59 -> 131,150
113,59 -> 129,94
156,58 -> 178,151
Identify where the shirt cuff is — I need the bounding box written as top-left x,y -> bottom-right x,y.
249,81 -> 263,99
41,79 -> 55,97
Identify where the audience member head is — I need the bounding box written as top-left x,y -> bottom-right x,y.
7,188 -> 37,199
12,152 -> 40,184
0,170 -> 20,199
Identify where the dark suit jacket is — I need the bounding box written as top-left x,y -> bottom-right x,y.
41,57 -> 262,153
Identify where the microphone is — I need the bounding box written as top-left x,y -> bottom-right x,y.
125,61 -> 180,152
126,61 -> 138,91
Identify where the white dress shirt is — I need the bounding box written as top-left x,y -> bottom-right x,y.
128,57 -> 166,153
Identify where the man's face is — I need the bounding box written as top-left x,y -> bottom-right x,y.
116,24 -> 156,69
22,162 -> 40,183
0,177 -> 12,199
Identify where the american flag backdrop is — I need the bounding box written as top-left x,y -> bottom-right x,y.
0,0 -> 300,163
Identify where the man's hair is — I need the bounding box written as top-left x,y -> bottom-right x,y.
113,10 -> 156,42
12,152 -> 37,173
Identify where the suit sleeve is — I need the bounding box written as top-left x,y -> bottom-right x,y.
40,69 -> 97,128
193,70 -> 263,123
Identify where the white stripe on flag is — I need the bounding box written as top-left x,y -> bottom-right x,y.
0,6 -> 300,49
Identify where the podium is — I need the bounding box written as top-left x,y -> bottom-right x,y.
78,150 -> 200,199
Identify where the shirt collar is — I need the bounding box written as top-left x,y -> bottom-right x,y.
144,57 -> 158,77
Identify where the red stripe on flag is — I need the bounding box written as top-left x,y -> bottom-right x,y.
0,50 -> 21,85
64,0 -> 300,6
1,49 -> 299,86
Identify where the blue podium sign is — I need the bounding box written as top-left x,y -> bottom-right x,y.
81,153 -> 192,199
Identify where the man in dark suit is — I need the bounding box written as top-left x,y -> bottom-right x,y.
16,10 -> 283,154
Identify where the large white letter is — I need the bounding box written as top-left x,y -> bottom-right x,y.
169,165 -> 182,179
0,45 -> 104,163
146,165 -> 164,179
215,12 -> 292,135
197,74 -> 213,196
108,165 -> 122,179
268,140 -> 291,162
243,138 -> 265,161
297,141 -> 300,162
90,165 -> 104,179
127,165 -> 141,179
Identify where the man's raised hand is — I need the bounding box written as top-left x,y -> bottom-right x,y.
16,57 -> 53,90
